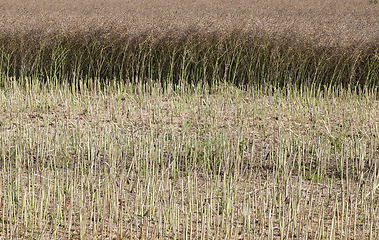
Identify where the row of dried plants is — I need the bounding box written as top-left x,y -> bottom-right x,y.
0,30 -> 379,90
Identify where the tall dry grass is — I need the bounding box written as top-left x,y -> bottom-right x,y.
1,1 -> 379,239
1,0 -> 379,47
1,0 -> 379,88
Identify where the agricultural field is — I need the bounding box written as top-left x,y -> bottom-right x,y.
1,0 -> 379,239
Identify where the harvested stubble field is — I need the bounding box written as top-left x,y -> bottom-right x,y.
1,0 -> 379,239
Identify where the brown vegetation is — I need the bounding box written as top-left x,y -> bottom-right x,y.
1,0 -> 379,47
